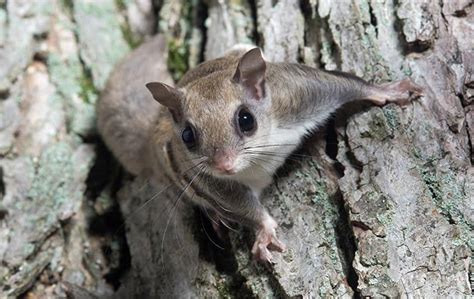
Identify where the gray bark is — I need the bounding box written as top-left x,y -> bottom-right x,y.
0,0 -> 472,298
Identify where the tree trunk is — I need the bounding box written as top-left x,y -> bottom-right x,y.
0,0 -> 472,298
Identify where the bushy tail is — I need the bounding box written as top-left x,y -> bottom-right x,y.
97,35 -> 173,175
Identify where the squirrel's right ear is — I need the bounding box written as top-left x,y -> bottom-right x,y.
232,48 -> 266,101
146,82 -> 183,111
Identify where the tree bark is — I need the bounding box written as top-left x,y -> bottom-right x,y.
0,0 -> 472,298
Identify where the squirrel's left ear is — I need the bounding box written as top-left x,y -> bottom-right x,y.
146,82 -> 183,109
146,82 -> 184,121
232,48 -> 266,100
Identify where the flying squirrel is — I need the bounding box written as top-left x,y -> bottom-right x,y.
97,35 -> 423,262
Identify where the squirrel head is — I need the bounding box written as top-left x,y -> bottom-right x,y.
146,48 -> 291,181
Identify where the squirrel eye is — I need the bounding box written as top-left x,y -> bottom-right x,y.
182,125 -> 197,148
237,107 -> 256,135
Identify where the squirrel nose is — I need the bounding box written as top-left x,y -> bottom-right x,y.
212,149 -> 236,174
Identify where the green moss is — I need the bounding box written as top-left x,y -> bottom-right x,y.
419,167 -> 443,203
59,0 -> 73,15
79,71 -> 98,104
161,0 -> 199,82
46,23 -> 98,105
114,0 -> 126,10
315,182 -> 328,202
307,174 -> 330,205
401,63 -> 413,77
120,23 -> 142,49
215,276 -> 233,299
230,0 -> 244,5
115,0 -> 142,49
382,105 -> 400,132
167,38 -> 190,82
412,146 -> 422,160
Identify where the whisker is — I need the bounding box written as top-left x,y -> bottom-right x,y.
240,132 -> 276,147
172,191 -> 196,264
160,165 -> 204,267
112,181 -> 175,238
240,131 -> 298,147
245,150 -> 302,157
243,143 -> 298,150
218,217 -> 239,232
199,210 -> 224,250
245,152 -> 286,162
247,159 -> 273,178
203,207 -> 220,227
195,174 -> 239,229
211,194 -> 235,214
178,156 -> 208,164
205,181 -> 236,215
285,152 -> 317,159
119,160 -> 206,233
245,150 -> 316,160
243,151 -> 303,164
193,166 -> 240,231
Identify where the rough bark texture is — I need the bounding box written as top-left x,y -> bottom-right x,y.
0,0 -> 472,298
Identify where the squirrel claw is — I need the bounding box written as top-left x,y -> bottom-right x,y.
251,216 -> 285,263
369,78 -> 424,106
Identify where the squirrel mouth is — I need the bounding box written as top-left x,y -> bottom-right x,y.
215,168 -> 236,175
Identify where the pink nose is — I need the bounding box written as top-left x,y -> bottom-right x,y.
213,149 -> 236,174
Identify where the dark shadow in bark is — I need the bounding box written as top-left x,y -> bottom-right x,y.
85,139 -> 131,290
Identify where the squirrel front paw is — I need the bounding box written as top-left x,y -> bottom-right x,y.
369,78 -> 424,106
251,216 -> 285,263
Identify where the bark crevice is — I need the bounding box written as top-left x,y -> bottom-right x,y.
333,190 -> 360,298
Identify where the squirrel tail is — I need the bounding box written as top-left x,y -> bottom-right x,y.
97,35 -> 173,175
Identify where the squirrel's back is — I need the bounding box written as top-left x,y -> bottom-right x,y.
97,35 -> 173,175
